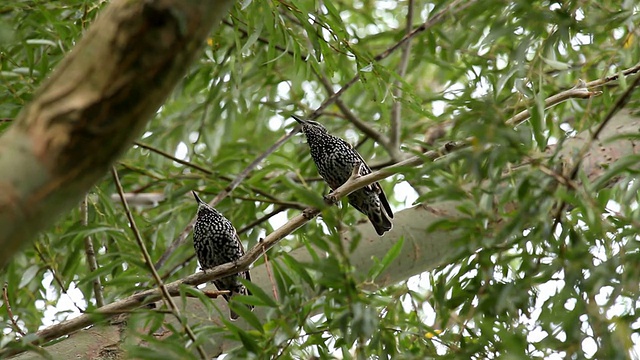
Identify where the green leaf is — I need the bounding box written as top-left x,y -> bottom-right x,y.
367,236 -> 404,280
229,300 -> 263,332
241,278 -> 278,308
19,265 -> 39,288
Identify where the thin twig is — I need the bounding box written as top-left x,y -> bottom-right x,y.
316,72 -> 392,150
202,289 -> 231,299
585,63 -> 640,88
238,205 -> 290,234
32,244 -> 86,313
132,143 -> 282,203
159,254 -> 196,282
232,196 -> 307,211
506,80 -> 599,127
135,141 -> 213,174
260,239 -> 279,301
223,19 -> 308,62
3,282 -> 26,336
82,196 -> 105,308
389,0 -> 414,155
111,167 -> 208,360
311,0 -> 476,120
374,0 -> 473,62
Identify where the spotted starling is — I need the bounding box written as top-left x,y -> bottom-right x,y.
192,191 -> 253,320
292,115 -> 393,235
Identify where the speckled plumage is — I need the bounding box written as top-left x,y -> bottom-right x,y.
292,115 -> 393,235
192,191 -> 252,320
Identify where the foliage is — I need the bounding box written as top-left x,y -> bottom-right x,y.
1,0 -> 640,359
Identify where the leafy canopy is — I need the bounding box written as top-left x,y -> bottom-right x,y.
1,0 -> 640,359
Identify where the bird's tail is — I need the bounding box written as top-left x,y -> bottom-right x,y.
228,294 -> 254,321
369,208 -> 393,236
228,278 -> 253,321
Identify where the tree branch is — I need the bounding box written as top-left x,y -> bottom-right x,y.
389,0 -> 414,157
505,79 -> 601,127
3,282 -> 26,337
0,0 -> 235,267
315,73 -> 392,150
81,195 -> 104,308
550,73 -> 640,232
112,167 -> 208,360
135,141 -> 213,175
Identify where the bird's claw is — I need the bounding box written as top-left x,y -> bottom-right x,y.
323,192 -> 339,205
302,208 -> 320,219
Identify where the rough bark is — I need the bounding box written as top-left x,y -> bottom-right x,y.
9,111 -> 639,359
0,0 -> 235,267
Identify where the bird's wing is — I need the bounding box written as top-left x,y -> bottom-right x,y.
234,231 -> 252,294
352,146 -> 394,219
377,186 -> 394,218
235,231 -> 246,255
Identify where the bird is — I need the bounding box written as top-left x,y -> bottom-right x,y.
292,115 -> 393,235
191,191 -> 253,320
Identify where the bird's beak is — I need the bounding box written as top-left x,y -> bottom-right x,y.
192,191 -> 205,205
291,114 -> 306,124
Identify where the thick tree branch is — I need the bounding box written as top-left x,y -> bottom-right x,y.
0,0 -> 235,267
550,74 -> 640,232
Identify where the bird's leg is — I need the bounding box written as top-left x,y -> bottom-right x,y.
303,207 -> 320,219
325,163 -> 366,204
349,162 -> 373,191
203,289 -> 229,299
352,162 -> 363,179
350,162 -> 374,191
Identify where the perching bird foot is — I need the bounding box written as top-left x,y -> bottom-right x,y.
302,207 -> 319,219
323,192 -> 339,205
292,115 -> 394,235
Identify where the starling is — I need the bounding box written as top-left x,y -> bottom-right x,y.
192,191 -> 253,320
292,115 -> 393,235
